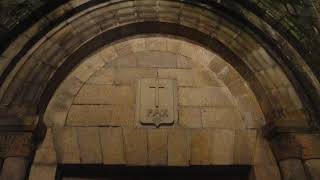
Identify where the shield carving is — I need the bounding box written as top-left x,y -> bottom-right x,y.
136,78 -> 177,127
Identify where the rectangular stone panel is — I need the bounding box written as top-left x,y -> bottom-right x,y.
190,130 -> 210,165
67,105 -> 112,126
74,85 -> 135,105
135,51 -> 177,68
178,87 -> 234,106
77,127 -> 102,164
114,67 -> 157,85
147,129 -> 168,165
211,129 -> 235,165
168,129 -> 190,166
124,128 -> 148,165
99,127 -> 125,165
202,108 -> 244,129
158,69 -> 220,87
234,130 -> 257,165
54,127 -> 80,163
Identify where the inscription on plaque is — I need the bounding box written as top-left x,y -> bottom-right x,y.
136,78 -> 177,127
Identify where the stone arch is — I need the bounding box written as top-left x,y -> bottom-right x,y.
30,36 -> 280,180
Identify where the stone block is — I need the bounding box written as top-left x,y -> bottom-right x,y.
29,165 -> 56,180
147,129 -> 168,165
202,108 -> 244,129
254,136 -> 277,166
110,105 -> 135,127
72,53 -> 106,82
87,67 -> 114,85
178,108 -> 202,128
131,38 -> 146,52
234,130 -> 257,165
295,134 -> 320,159
178,87 -> 234,107
116,53 -> 137,67
211,129 -> 235,165
99,47 -> 119,63
74,85 -> 135,105
99,127 -> 125,165
124,128 -> 148,165
0,157 -> 28,180
305,159 -> 320,180
135,51 -> 177,68
167,39 -> 182,53
253,165 -> 282,180
77,127 -> 102,164
67,105 -> 112,126
114,41 -> 133,56
177,55 -> 193,69
114,67 -> 157,85
158,69 -> 221,87
280,159 -> 307,180
190,130 -> 210,165
145,37 -> 167,51
54,127 -> 80,163
168,129 -> 190,166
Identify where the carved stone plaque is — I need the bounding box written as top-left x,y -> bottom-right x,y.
136,78 -> 177,127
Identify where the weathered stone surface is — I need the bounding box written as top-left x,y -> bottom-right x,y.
190,130 -> 210,165
168,129 -> 190,166
305,159 -> 320,180
145,37 -> 167,51
135,51 -> 177,68
202,108 -> 244,129
0,157 -> 28,180
158,69 -> 220,87
178,108 -> 202,128
253,165 -> 282,180
147,129 -> 168,165
124,128 -> 148,165
211,129 -> 235,165
116,53 -> 137,67
295,134 -> 320,159
33,129 -> 56,165
74,85 -> 135,105
54,127 -> 80,163
280,159 -> 307,180
234,130 -> 257,164
67,105 -> 112,126
254,136 -> 277,166
77,127 -> 102,164
177,55 -> 193,69
99,127 -> 125,165
110,105 -> 135,126
87,67 -> 114,85
114,67 -> 157,85
29,165 -> 56,180
99,47 -> 118,63
178,87 -> 234,106
72,53 -> 106,82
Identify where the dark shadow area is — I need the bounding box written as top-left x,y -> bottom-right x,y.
56,164 -> 251,180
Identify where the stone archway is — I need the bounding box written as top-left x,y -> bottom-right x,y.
29,37 -> 280,180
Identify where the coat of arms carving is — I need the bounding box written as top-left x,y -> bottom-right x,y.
136,78 -> 177,127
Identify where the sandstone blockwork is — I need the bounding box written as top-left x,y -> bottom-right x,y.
0,1 -> 319,180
